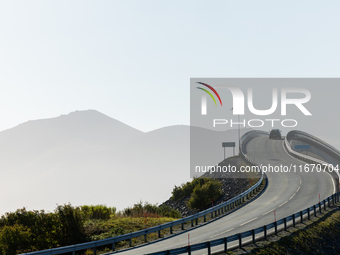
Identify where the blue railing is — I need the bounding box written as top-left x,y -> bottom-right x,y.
147,192 -> 340,255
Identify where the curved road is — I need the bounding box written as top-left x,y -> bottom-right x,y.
116,135 -> 334,255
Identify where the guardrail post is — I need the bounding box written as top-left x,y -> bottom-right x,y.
144,234 -> 147,242
158,230 -> 161,238
112,242 -> 115,251
204,215 -> 206,222
224,237 -> 227,252
314,205 -> 317,217
308,208 -> 310,220
324,199 -> 326,210
333,194 -> 335,205
252,229 -> 255,244
215,210 -> 217,217
195,218 -> 198,225
129,238 -> 132,247
72,251 -> 75,255
182,223 -> 184,230
207,241 -> 211,255
218,209 -> 220,216
284,218 -> 287,231
300,211 -> 303,223
319,202 -> 322,214
170,226 -> 173,234
238,234 -> 242,248
211,212 -> 213,218
328,197 -> 330,208
166,250 -> 170,255
191,220 -> 194,227
292,214 -> 295,227
93,247 -> 96,255
264,225 -> 267,240
274,221 -> 278,235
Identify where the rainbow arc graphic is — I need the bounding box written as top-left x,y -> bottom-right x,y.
196,82 -> 222,115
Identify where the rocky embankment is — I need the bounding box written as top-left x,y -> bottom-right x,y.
160,156 -> 261,217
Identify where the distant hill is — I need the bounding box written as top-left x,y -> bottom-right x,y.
0,110 -> 250,215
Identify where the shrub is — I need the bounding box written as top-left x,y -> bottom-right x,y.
55,204 -> 85,246
0,208 -> 59,250
81,205 -> 115,220
171,177 -> 222,202
0,224 -> 31,255
121,202 -> 181,218
187,180 -> 222,210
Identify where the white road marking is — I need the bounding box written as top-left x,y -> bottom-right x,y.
290,193 -> 296,200
240,217 -> 258,226
210,228 -> 235,238
279,201 -> 288,207
262,209 -> 274,216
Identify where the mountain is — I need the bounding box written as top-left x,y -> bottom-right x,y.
0,110 -> 249,215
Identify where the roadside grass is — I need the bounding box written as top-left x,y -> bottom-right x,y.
250,207 -> 340,254
83,216 -> 176,253
222,205 -> 340,255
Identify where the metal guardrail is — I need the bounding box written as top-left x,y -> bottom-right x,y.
284,130 -> 340,181
147,191 -> 340,255
146,130 -> 340,255
23,131 -> 267,255
286,130 -> 340,157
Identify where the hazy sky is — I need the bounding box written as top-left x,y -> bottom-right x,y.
1,1 -> 339,132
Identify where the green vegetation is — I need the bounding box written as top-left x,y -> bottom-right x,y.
121,201 -> 180,219
81,205 -> 116,220
0,202 -> 180,255
171,177 -> 223,210
187,180 -> 222,210
227,207 -> 340,255
0,204 -> 85,255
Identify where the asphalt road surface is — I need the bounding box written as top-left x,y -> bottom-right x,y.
115,136 -> 334,255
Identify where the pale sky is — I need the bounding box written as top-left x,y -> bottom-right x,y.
1,1 -> 340,132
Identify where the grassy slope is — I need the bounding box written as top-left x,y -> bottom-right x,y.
244,206 -> 340,255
